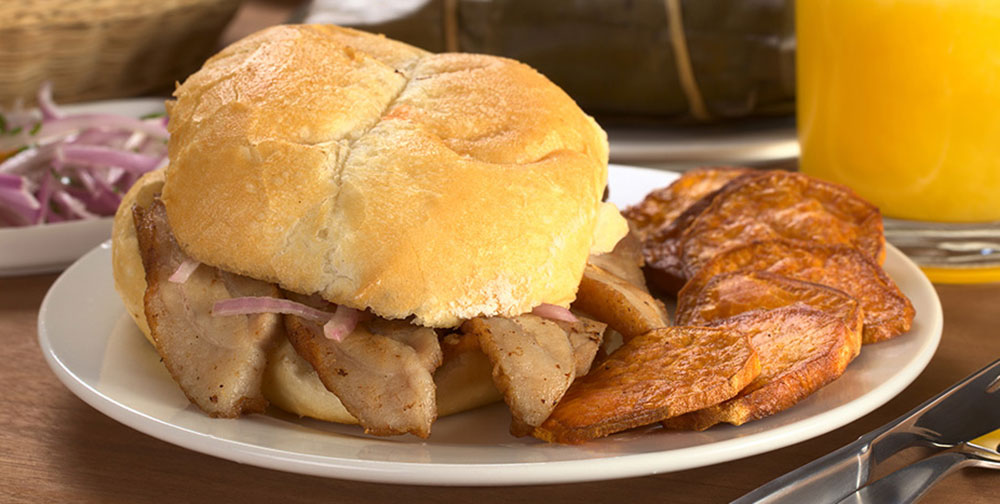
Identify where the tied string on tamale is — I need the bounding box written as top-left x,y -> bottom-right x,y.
443,0 -> 459,52
440,0 -> 712,122
664,0 -> 712,121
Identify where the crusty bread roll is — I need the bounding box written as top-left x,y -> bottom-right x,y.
162,24 -> 625,328
113,24 -> 625,426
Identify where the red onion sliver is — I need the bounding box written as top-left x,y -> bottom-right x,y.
37,81 -> 63,120
0,186 -> 39,225
531,303 -> 579,323
72,165 -> 99,194
0,114 -> 168,153
0,173 -> 21,187
212,297 -> 333,323
60,145 -> 161,174
105,166 -> 126,185
0,178 -> 40,216
167,259 -> 200,284
323,306 -> 361,341
0,143 -> 59,176
34,170 -> 53,224
51,190 -> 96,220
1,84 -> 170,227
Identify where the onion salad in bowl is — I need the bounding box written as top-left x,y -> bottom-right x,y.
0,83 -> 168,227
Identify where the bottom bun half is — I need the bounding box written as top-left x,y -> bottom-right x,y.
263,336 -> 501,424
112,169 -> 502,425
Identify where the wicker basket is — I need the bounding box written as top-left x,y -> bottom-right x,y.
0,0 -> 242,106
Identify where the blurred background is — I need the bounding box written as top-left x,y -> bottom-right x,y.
0,0 -> 798,169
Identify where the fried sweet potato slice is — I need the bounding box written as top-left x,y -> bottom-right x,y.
626,168 -> 758,293
679,171 -> 885,278
573,263 -> 670,342
534,326 -> 761,444
663,306 -> 856,431
624,166 -> 753,242
634,199 -> 710,294
677,271 -> 863,359
685,240 -> 914,344
135,199 -> 283,418
463,315 -> 607,435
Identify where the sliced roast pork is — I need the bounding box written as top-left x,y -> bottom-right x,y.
284,316 -> 442,438
134,199 -> 283,418
463,314 -> 606,435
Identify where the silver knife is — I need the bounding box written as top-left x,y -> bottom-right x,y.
733,358 -> 1000,504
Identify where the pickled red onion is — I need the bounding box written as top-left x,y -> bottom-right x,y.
212,297 -> 333,323
0,82 -> 169,227
531,303 -> 579,323
324,306 -> 361,342
167,259 -> 200,283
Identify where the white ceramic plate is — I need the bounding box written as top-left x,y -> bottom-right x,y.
0,98 -> 166,276
38,165 -> 942,486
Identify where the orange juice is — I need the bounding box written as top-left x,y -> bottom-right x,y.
797,0 -> 1000,223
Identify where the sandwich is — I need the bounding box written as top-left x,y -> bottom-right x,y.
111,24 -> 658,438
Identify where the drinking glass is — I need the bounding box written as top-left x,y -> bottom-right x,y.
797,0 -> 1000,283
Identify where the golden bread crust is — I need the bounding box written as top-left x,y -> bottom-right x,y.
111,168 -> 166,343
163,24 -> 618,327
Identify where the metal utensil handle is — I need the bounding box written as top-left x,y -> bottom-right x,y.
835,452 -> 976,504
733,358 -> 1000,504
731,435 -> 877,504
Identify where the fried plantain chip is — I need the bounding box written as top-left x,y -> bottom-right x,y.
685,240 -> 914,344
679,171 -> 885,278
533,326 -> 760,444
663,306 -> 856,431
676,271 -> 863,359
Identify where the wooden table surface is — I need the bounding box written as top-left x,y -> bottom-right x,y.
3,2 -> 1000,503
3,271 -> 1000,503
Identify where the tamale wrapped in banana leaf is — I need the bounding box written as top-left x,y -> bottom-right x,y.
305,0 -> 795,124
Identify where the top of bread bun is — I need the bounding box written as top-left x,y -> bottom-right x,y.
162,24 -> 624,327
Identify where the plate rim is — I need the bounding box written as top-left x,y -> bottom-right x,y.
37,164 -> 943,486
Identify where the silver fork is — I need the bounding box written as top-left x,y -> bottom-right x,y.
837,427 -> 1000,503
734,358 -> 1000,503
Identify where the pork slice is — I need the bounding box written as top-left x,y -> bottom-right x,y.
587,228 -> 647,288
561,317 -> 606,377
134,199 -> 283,418
463,314 -> 606,434
366,318 -> 443,373
284,316 -> 441,438
574,263 -> 670,342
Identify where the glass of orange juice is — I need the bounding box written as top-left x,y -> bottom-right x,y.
797,0 -> 1000,283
